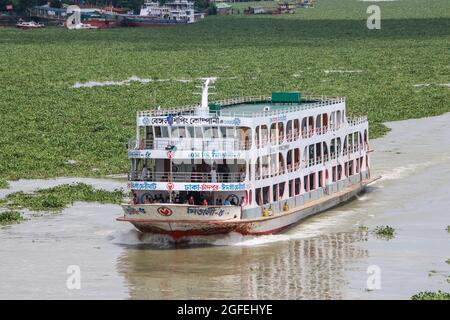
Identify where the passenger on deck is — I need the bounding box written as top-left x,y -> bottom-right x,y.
224,199 -> 231,206
188,196 -> 195,205
141,164 -> 148,181
240,197 -> 245,206
132,193 -> 138,205
202,199 -> 208,206
210,167 -> 217,183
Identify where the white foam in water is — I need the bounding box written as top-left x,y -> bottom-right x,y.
73,76 -> 192,88
324,70 -> 363,74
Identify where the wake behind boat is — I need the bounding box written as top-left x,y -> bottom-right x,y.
117,78 -> 378,240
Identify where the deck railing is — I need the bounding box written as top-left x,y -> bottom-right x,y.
128,138 -> 251,151
129,171 -> 245,183
137,96 -> 345,118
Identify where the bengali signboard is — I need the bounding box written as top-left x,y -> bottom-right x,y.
129,181 -> 248,192
138,115 -> 250,127
123,204 -> 240,221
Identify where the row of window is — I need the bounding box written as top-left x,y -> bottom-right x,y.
253,156 -> 367,205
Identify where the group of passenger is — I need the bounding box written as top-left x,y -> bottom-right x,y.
131,192 -> 246,207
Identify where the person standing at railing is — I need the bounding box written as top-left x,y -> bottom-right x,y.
141,164 -> 148,181
210,167 -> 217,183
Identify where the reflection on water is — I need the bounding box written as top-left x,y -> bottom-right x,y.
116,232 -> 368,299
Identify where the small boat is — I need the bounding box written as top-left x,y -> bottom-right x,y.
118,78 -> 379,241
16,21 -> 45,29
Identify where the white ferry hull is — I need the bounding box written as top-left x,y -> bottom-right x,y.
118,177 -> 378,240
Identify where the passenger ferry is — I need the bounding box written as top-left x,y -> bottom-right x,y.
117,78 -> 377,240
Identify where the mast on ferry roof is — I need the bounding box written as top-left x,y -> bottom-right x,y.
196,77 -> 217,116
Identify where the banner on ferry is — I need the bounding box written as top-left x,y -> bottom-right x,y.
129,181 -> 248,192
147,150 -> 243,159
138,116 -> 249,127
123,204 -> 240,221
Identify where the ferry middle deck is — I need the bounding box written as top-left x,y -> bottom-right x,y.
126,90 -> 370,220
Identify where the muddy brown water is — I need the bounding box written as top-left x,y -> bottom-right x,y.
1,114 -> 450,299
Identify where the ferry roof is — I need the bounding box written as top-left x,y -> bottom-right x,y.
137,94 -> 344,118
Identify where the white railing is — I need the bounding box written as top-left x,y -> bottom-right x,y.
137,95 -> 345,118
348,116 -> 368,126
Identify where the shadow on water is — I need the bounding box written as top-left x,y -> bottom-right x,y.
115,231 -> 369,299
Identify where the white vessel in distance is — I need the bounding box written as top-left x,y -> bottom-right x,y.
118,78 -> 378,240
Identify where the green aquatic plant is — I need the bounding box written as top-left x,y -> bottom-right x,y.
446,226 -> 450,233
1,183 -> 125,212
0,211 -> 23,225
411,291 -> 450,300
0,0 -> 449,180
372,225 -> 395,240
0,179 -> 9,189
446,259 -> 450,265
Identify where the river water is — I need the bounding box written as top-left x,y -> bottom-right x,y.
1,114 -> 449,299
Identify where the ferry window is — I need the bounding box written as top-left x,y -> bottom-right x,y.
278,153 -> 285,174
304,176 -> 309,192
273,184 -> 278,202
332,166 -> 337,182
279,182 -> 285,198
364,130 -> 368,144
249,190 -> 252,205
203,127 -> 212,138
309,145 -> 314,161
330,111 -> 335,129
316,143 -> 322,160
354,132 -> 359,146
322,113 -> 328,130
255,126 -> 260,148
345,162 -> 349,177
270,123 -> 277,144
337,110 -> 341,127
286,120 -> 293,141
220,127 -> 227,138
187,126 -> 194,139
289,180 -> 294,197
261,125 -> 268,146
178,126 -> 187,138
287,150 -> 293,171
256,188 -> 262,206
294,148 -> 300,169
343,137 -> 347,151
308,116 -> 314,133
248,162 -> 252,180
323,142 -> 329,161
270,154 -> 277,176
349,160 -> 354,176
262,156 -> 269,178
316,114 -> 322,132
161,126 -> 169,138
255,157 -> 261,180
295,178 -> 300,195
263,186 -> 270,205
330,139 -> 336,155
194,127 -> 202,138
309,173 -> 315,190
356,159 -> 360,173
278,122 -> 284,144
293,119 -> 299,140
338,164 -> 343,180
171,126 -> 179,138
318,170 -> 323,188
154,126 -> 162,138
301,118 -> 307,137
337,138 -> 342,155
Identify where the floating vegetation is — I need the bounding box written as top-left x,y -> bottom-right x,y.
446,226 -> 450,233
358,225 -> 369,232
446,259 -> 450,265
0,0 -> 449,180
0,210 -> 23,225
0,178 -> 9,189
411,291 -> 450,300
0,183 -> 125,212
372,225 -> 396,239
